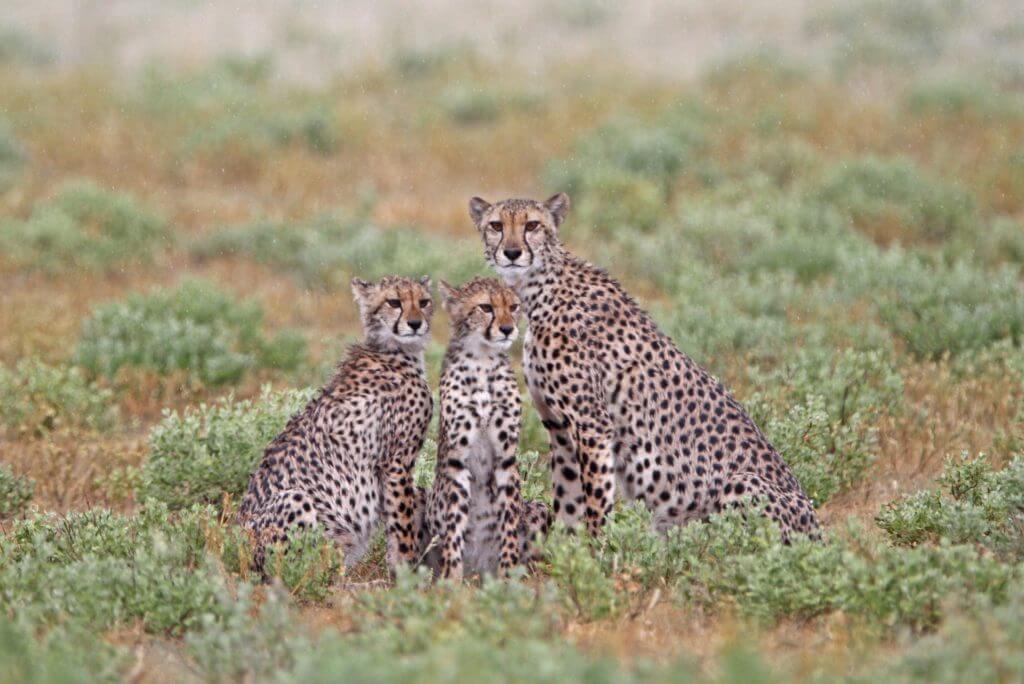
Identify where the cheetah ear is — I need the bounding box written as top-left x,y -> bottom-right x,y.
419,275 -> 432,290
350,277 -> 374,304
469,196 -> 492,226
544,192 -> 570,227
438,280 -> 458,314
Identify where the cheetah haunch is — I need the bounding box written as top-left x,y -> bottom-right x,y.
468,193 -> 821,541
238,275 -> 435,570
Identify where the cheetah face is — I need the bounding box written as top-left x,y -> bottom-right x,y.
351,275 -> 434,350
439,277 -> 521,352
468,193 -> 570,282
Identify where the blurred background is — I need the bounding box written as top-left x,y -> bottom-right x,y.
2,1 -> 1024,681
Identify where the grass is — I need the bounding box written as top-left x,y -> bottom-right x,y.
1,4 -> 1023,681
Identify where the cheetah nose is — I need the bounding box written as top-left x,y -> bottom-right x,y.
407,319 -> 422,332
503,247 -> 522,261
499,324 -> 514,337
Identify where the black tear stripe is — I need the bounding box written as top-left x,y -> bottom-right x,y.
485,312 -> 496,341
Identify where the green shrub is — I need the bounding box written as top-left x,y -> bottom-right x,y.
182,104 -> 338,158
0,181 -> 169,272
193,214 -> 483,289
132,55 -> 272,119
352,567 -> 561,653
73,280 -> 307,384
439,85 -> 543,125
185,583 -> 305,681
874,259 -> 1024,359
876,584 -> 1024,683
543,503 -> 1015,630
263,525 -> 343,602
906,78 -> 1024,118
673,196 -> 862,282
0,359 -> 117,436
545,105 -> 709,234
143,386 -> 313,509
0,505 -> 231,635
0,120 -> 25,191
746,348 -> 904,504
0,617 -> 120,684
670,511 -> 1013,630
0,464 -> 34,518
807,0 -> 962,75
877,454 -> 1024,559
0,27 -> 53,66
816,156 -> 977,242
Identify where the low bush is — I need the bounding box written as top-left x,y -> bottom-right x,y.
0,120 -> 25,191
806,0 -> 962,75
0,359 -> 117,437
875,584 -> 1024,683
0,26 -> 54,66
0,617 -> 120,684
543,503 -> 1015,630
142,386 -> 313,509
73,280 -> 308,384
905,78 -> 1023,118
746,348 -> 904,504
0,464 -> 34,518
0,180 -> 170,273
181,104 -> 338,160
439,85 -> 544,125
545,105 -> 709,233
877,454 -> 1024,560
816,156 -> 977,243
874,258 -> 1024,359
193,214 -> 483,288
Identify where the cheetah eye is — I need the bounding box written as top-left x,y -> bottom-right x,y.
386,299 -> 402,309
488,221 -> 503,232
419,299 -> 431,307
479,303 -> 493,314
510,303 -> 519,312
525,220 -> 541,232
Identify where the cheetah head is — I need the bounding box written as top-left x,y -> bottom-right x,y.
350,275 -> 434,351
438,277 -> 521,352
468,193 -> 569,282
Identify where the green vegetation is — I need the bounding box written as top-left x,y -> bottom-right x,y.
0,181 -> 170,273
815,157 -> 977,243
3,2 -> 1024,680
0,359 -> 117,436
0,464 -> 34,517
878,455 -> 1024,559
73,280 -> 308,384
192,213 -> 484,288
143,386 -> 313,509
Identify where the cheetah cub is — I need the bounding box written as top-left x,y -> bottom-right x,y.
419,277 -> 545,580
238,275 -> 434,571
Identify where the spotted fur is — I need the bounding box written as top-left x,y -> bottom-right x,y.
237,275 -> 435,570
416,277 -> 549,580
468,193 -> 821,541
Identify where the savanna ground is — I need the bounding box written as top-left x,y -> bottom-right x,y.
1,1 -> 1024,681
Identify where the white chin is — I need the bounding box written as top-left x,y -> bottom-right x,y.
495,264 -> 528,280
394,333 -> 426,347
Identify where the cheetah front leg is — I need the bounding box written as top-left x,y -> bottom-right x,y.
436,461 -> 471,582
528,382 -> 585,528
383,458 -> 419,571
530,374 -> 615,536
494,449 -> 523,576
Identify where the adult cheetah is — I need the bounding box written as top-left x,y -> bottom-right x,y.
237,275 -> 435,570
468,193 -> 820,540
416,278 -> 550,580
